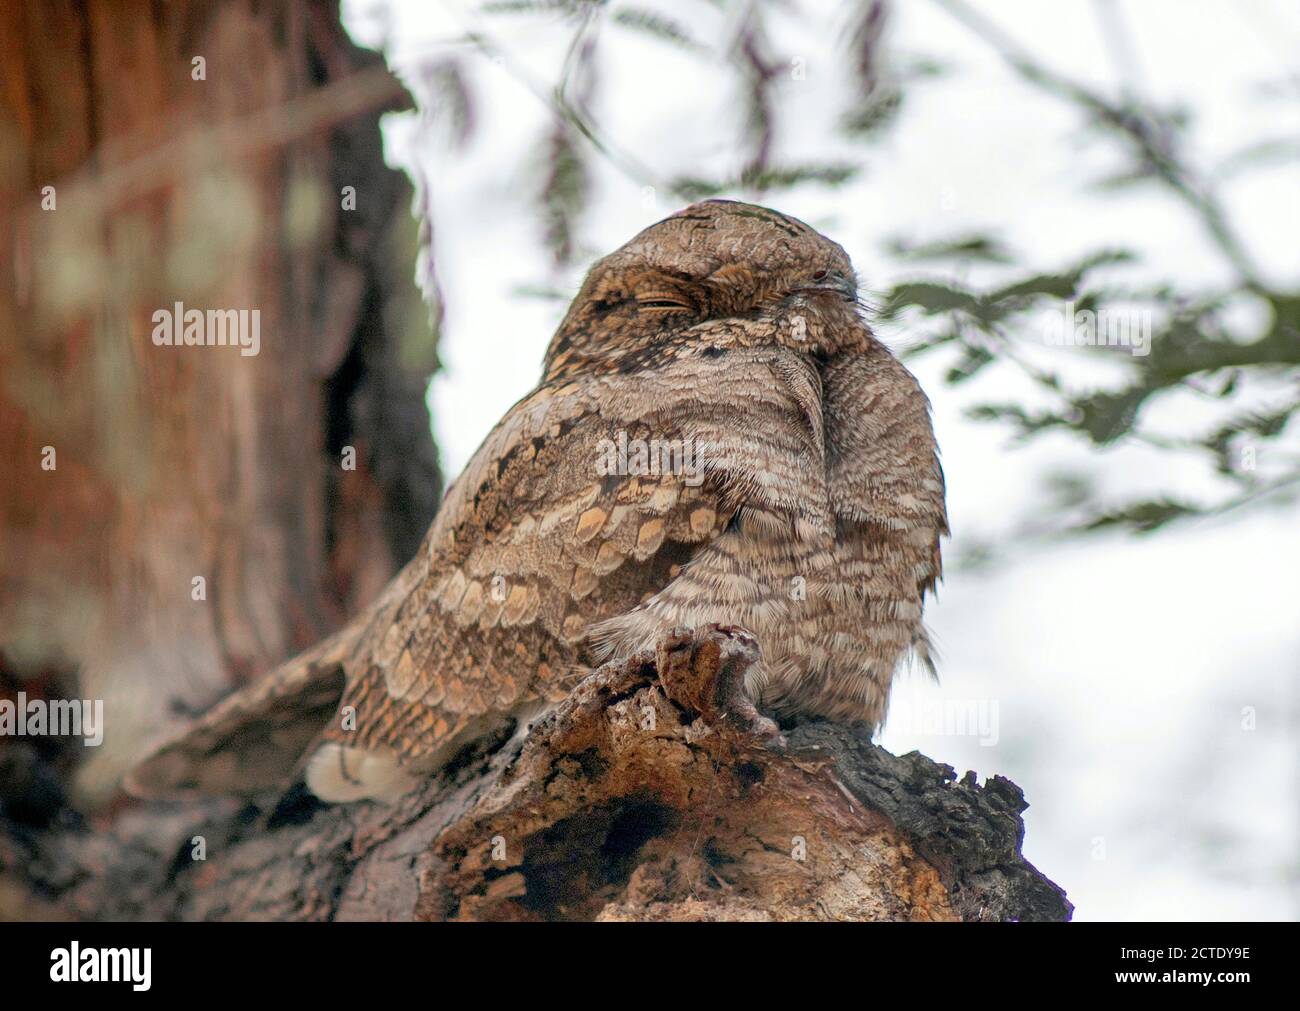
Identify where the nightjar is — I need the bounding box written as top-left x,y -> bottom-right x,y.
129,199 -> 948,803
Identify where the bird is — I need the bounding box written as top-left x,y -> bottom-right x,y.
128,199 -> 948,804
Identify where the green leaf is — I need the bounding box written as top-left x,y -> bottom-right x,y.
670,163 -> 860,200
1071,386 -> 1149,444
881,281 -> 982,318
965,403 -> 1067,437
739,163 -> 861,191
1082,498 -> 1198,534
481,0 -> 576,14
842,88 -> 903,138
945,344 -> 995,384
885,233 -> 1014,264
611,8 -> 707,52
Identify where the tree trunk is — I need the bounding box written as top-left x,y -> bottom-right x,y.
0,0 -> 440,803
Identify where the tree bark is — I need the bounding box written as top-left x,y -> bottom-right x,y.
3,626 -> 1070,922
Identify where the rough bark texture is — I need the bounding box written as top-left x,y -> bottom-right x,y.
0,0 -> 440,802
2,627 -> 1071,922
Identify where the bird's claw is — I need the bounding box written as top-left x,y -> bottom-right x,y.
654,623 -> 785,748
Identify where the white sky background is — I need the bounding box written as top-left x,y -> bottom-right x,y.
342,0 -> 1300,921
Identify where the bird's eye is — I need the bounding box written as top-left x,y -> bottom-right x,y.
811,269 -> 828,282
635,293 -> 693,311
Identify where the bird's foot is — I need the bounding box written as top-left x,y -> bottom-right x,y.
654,624 -> 786,749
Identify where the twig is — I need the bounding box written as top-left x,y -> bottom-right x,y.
930,0 -> 1268,291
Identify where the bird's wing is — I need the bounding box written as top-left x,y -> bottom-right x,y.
130,347 -> 824,798
822,345 -> 947,591
121,561 -> 419,798
323,347 -> 830,770
819,345 -> 948,683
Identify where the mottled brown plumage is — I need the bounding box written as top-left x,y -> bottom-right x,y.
128,199 -> 948,803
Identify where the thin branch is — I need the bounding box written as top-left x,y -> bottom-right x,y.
930,0 -> 1268,291
432,3 -> 690,201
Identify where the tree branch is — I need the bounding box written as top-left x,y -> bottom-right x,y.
1,627 -> 1070,922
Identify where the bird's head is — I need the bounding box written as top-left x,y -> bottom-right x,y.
543,199 -> 872,381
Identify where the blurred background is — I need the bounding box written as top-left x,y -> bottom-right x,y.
1,0 -> 1296,921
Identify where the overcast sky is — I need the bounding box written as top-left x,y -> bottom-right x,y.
343,0 -> 1300,921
